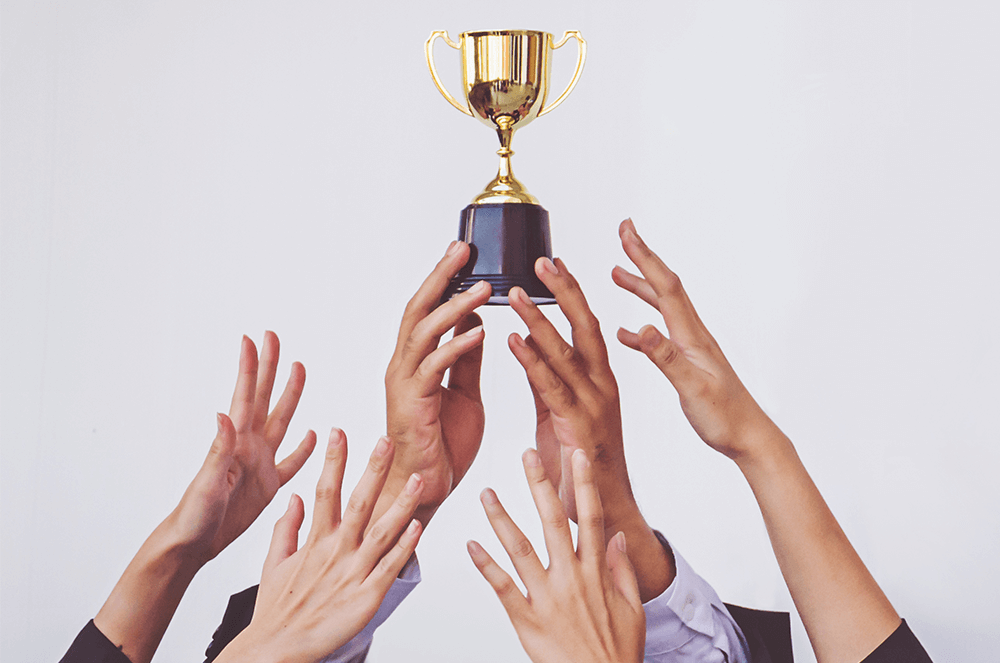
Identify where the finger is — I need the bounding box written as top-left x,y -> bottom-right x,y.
341,437 -> 396,544
263,361 -> 306,450
396,279 -> 491,379
521,449 -> 576,564
508,286 -> 589,389
571,448 -> 605,567
411,322 -> 485,399
480,488 -> 547,587
358,472 -> 423,572
394,241 -> 472,352
467,539 -> 530,617
508,332 -> 576,416
253,331 -> 280,430
308,429 -> 347,539
611,264 -> 658,309
229,336 -> 258,433
275,428 -> 317,485
618,218 -> 702,345
204,413 -> 237,476
447,313 -> 485,401
363,519 -> 423,597
534,256 -> 611,369
617,324 -> 701,389
262,493 -> 304,575
606,532 -> 643,608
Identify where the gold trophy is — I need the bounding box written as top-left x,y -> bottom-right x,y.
426,29 -> 586,303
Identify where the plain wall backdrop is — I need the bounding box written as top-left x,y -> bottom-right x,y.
2,1 -> 998,661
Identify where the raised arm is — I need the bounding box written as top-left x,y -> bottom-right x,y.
73,333 -> 315,663
613,218 -> 906,663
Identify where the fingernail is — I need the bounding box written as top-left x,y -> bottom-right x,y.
616,531 -> 627,553
511,287 -> 531,306
288,493 -> 297,509
510,333 -> 527,349
465,325 -> 484,338
406,519 -> 421,536
624,228 -> 639,244
446,240 -> 461,256
523,448 -> 541,467
216,413 -> 224,432
472,280 -> 489,294
481,488 -> 499,505
467,540 -> 483,557
539,257 -> 559,275
375,436 -> 391,456
405,473 -> 422,494
572,448 -> 589,467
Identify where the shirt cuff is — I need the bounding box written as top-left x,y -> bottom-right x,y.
643,534 -> 749,663
316,554 -> 421,663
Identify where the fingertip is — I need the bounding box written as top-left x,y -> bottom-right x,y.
521,448 -> 541,468
480,487 -> 499,506
467,539 -> 484,558
508,286 -> 530,308
571,447 -> 589,471
329,427 -> 346,446
536,256 -> 559,277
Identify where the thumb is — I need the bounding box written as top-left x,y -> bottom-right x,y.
447,312 -> 484,401
262,493 -> 304,576
204,413 -> 237,476
606,532 -> 642,608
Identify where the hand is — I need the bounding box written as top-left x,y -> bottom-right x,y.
507,258 -> 674,601
218,431 -> 424,663
468,448 -> 645,663
612,219 -> 780,462
507,259 -> 629,524
166,332 -> 316,562
92,332 -> 315,663
380,240 -> 491,526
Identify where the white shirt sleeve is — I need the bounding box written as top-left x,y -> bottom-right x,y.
316,554 -> 421,663
643,539 -> 750,663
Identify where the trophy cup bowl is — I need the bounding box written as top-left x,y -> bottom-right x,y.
427,29 -> 586,304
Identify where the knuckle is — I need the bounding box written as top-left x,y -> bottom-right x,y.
314,482 -> 337,503
580,512 -> 604,531
345,494 -> 370,517
367,521 -> 390,545
510,537 -> 535,559
660,271 -> 684,297
654,342 -> 681,367
494,576 -> 519,599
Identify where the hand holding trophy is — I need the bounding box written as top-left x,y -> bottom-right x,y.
426,30 -> 586,304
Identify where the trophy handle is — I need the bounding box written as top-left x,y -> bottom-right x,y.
426,31 -> 473,116
538,31 -> 587,117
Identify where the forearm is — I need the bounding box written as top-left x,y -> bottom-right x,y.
605,504 -> 675,602
93,519 -> 203,663
735,424 -> 899,663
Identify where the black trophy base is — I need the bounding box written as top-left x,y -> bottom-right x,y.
445,203 -> 555,305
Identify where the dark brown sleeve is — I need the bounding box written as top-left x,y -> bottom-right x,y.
202,585 -> 258,663
59,620 -> 133,663
862,620 -> 933,663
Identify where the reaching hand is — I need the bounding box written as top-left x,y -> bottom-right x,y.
217,431 -> 424,663
380,241 -> 490,526
167,332 -> 316,562
469,448 -> 645,663
612,219 -> 778,461
507,257 -> 675,601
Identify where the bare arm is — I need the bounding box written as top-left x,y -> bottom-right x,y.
613,218 -> 899,663
92,333 -> 315,663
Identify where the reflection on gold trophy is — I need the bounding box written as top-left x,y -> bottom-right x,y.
426,29 -> 586,304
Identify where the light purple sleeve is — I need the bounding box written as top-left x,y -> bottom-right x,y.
643,542 -> 750,663
316,555 -> 421,663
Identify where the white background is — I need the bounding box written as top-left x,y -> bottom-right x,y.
2,2 -> 998,662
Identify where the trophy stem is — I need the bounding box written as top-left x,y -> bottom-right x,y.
471,118 -> 539,205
